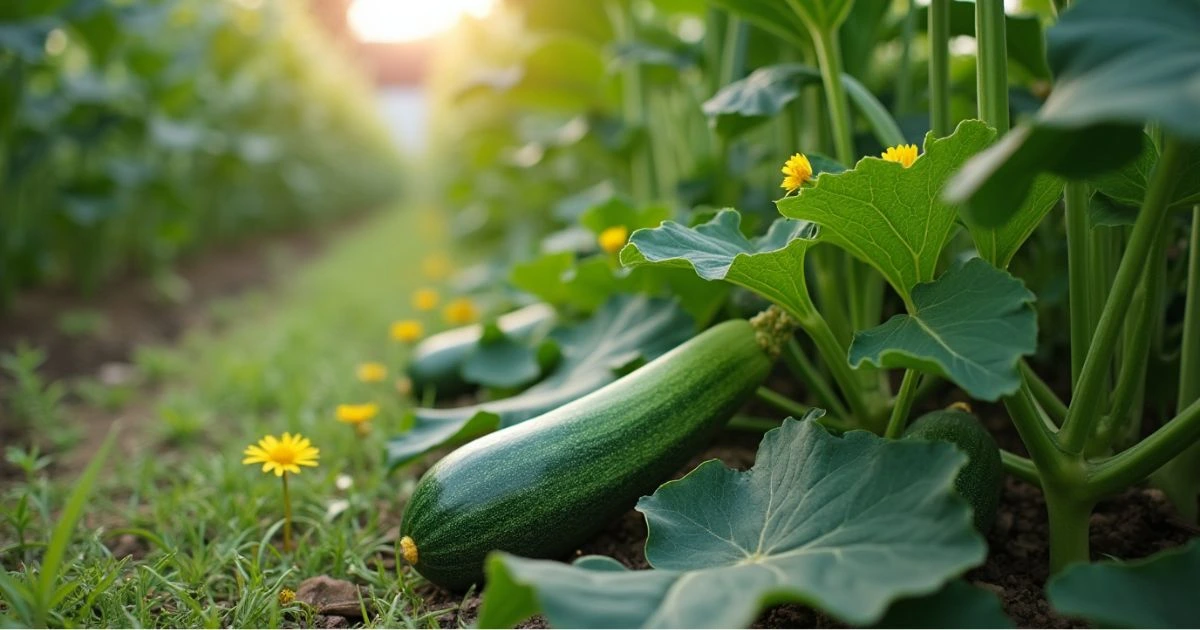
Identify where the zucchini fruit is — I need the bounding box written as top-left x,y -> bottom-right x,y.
399,318 -> 778,590
903,408 -> 1003,532
407,303 -> 555,397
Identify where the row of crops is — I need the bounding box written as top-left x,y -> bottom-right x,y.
383,0 -> 1200,626
0,0 -> 403,308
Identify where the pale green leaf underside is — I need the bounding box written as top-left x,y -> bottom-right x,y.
849,259 -> 1037,401
1048,539 -> 1200,628
620,209 -> 819,321
778,120 -> 996,300
385,296 -> 692,467
481,417 -> 986,628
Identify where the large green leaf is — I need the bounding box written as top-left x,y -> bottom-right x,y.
778,120 -> 994,301
849,259 -> 1037,401
1090,134 -> 1200,211
385,296 -> 693,467
947,0 -> 1200,227
459,325 -> 545,390
479,416 -> 986,628
708,0 -> 809,47
620,209 -> 820,322
1047,539 -> 1200,628
702,63 -> 904,146
876,580 -> 1013,629
964,172 -> 1063,268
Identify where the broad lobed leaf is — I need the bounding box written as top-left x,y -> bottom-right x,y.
849,259 -> 1038,401
479,416 -> 987,628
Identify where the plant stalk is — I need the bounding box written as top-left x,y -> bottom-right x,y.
810,31 -> 856,165
281,472 -> 293,552
1060,138 -> 1189,454
755,387 -> 811,419
928,0 -> 952,136
1020,361 -> 1067,424
884,370 -> 920,438
974,0 -> 1009,134
1091,397 -> 1200,498
1064,181 -> 1092,388
783,338 -> 850,420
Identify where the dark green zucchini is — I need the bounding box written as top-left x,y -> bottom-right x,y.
407,303 -> 555,397
903,408 -> 1003,533
399,318 -> 777,590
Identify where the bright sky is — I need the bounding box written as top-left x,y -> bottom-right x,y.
346,0 -> 495,43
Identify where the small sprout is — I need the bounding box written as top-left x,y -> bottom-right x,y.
780,153 -> 813,194
390,320 -> 424,343
278,588 -> 296,606
356,362 -> 387,383
412,288 -> 440,311
598,226 -> 629,254
337,403 -> 380,436
400,535 -> 419,565
443,298 -> 479,325
243,433 -> 319,551
881,144 -> 920,168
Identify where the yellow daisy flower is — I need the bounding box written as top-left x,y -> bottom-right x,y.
780,153 -> 813,193
881,144 -> 919,168
242,433 -> 320,477
598,226 -> 630,254
390,320 -> 424,343
336,403 -> 379,425
443,298 -> 479,326
356,362 -> 387,383
412,288 -> 440,311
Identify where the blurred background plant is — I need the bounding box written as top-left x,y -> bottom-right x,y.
0,0 -> 404,309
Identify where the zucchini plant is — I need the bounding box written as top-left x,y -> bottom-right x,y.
397,0 -> 1200,623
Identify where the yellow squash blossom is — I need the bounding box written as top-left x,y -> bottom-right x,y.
881,144 -> 919,167
780,153 -> 813,193
598,226 -> 630,254
243,433 -> 320,477
443,298 -> 479,325
390,320 -> 424,343
336,402 -> 380,425
356,362 -> 387,383
412,288 -> 440,311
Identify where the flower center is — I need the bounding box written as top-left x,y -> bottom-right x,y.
269,445 -> 299,465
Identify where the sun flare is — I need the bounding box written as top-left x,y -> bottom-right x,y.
346,0 -> 495,43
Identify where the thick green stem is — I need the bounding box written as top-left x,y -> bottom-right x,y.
1003,384 -> 1064,476
1102,235 -> 1164,449
884,370 -> 921,438
928,0 -> 952,136
811,31 -> 856,165
1179,209 -> 1200,412
1060,138 -> 1189,454
1021,361 -> 1067,424
894,0 -> 917,116
783,338 -> 850,420
1001,450 -> 1042,486
1091,397 -> 1200,498
1044,486 -> 1094,572
1064,182 -> 1092,389
755,386 -> 811,419
974,0 -> 1009,134
609,2 -> 653,201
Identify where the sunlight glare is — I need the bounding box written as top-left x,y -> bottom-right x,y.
347,0 -> 495,43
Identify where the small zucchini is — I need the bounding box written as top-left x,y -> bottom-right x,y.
903,407 -> 1003,532
400,318 -> 780,590
407,303 -> 555,397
